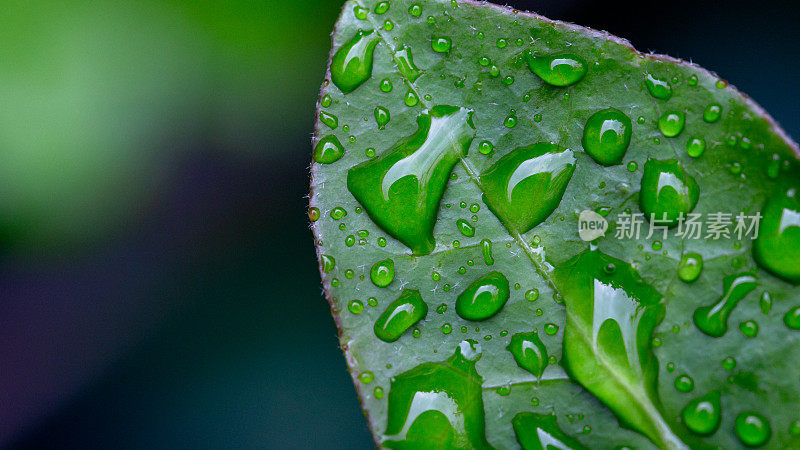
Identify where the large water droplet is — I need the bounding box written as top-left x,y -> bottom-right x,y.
693,273 -> 759,337
331,29 -> 380,94
640,159 -> 700,227
644,74 -> 672,100
383,341 -> 493,449
314,135 -> 346,164
506,331 -> 548,379
320,111 -> 339,129
431,36 -> 452,53
456,271 -> 510,321
526,53 -> 587,86
371,258 -> 395,287
658,111 -> 685,138
512,412 -> 588,450
783,305 -> 800,330
375,106 -> 391,129
347,106 -> 475,255
374,289 -> 428,342
681,390 -> 721,436
753,188 -> 800,284
457,219 -> 476,237
395,46 -> 422,82
678,252 -> 703,283
581,108 -> 632,166
735,412 -> 771,447
480,142 -> 576,233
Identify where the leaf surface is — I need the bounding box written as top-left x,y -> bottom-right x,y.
310,1 -> 800,448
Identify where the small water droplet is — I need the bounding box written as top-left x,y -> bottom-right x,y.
349,299 -> 365,314
739,319 -> 759,337
374,289 -> 428,342
694,273 -> 759,337
783,305 -> 800,330
703,103 -> 722,123
374,1 -> 390,14
331,30 -> 380,94
658,111 -> 685,138
314,135 -> 346,164
640,159 -> 700,226
507,330 -> 548,379
674,374 -> 694,393
370,259 -> 395,287
678,252 -> 703,283
644,73 -> 672,99
681,390 -> 721,436
544,323 -> 559,335
753,188 -> 800,284
431,36 -> 452,53
735,412 -> 771,447
456,219 -> 476,237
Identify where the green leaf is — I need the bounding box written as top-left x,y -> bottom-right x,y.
310,0 -> 800,448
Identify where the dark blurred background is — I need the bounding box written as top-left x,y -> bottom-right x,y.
1,0 -> 797,448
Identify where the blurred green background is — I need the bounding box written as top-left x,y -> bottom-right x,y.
1,0 -> 797,448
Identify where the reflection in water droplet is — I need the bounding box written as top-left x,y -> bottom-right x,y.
512,412 -> 588,450
507,331 -> 548,379
658,111 -> 685,138
783,305 -> 800,330
314,135 -> 346,164
331,30 -> 380,94
383,341 -> 493,449
735,412 -> 771,447
693,273 -> 759,337
703,103 -> 722,123
347,106 -> 475,255
457,219 -> 476,237
480,142 -> 576,234
678,252 -> 703,283
456,272 -> 510,321
374,289 -> 428,342
681,390 -> 721,436
582,108 -> 632,166
753,188 -> 800,284
370,259 -> 395,287
686,137 -> 706,158
526,53 -> 587,86
644,74 -> 672,99
431,36 -> 452,53
640,159 -> 700,227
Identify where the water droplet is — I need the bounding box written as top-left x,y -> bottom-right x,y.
375,106 -> 391,129
408,3 -> 422,17
640,158 -> 700,226
320,254 -> 336,273
457,219 -> 476,237
431,36 -> 452,53
693,273 -> 759,337
320,94 -> 333,108
544,323 -> 559,335
504,112 -> 517,128
722,356 -> 737,371
735,412 -> 771,447
383,19 -> 394,31
480,142 -> 576,233
739,319 -> 759,337
353,5 -> 368,20
582,108 -> 632,166
678,252 -> 703,283
347,106 -> 475,255
403,89 -> 420,107
526,53 -> 587,86
644,73 -> 672,99
681,390 -> 721,436
395,46 -> 422,82
380,78 -> 393,93
703,103 -> 722,123
686,137 -> 706,158
349,299 -> 365,314
525,288 -> 539,302
658,111 -> 686,138
330,207 -> 347,220
374,1 -> 390,14
359,371 -> 374,383
442,322 -> 452,334
627,161 -> 638,172
383,341 -> 492,449
675,374 -> 694,393
456,271 -> 510,321
688,74 -> 699,86
320,111 -> 338,129
331,30 -> 380,94
365,147 -> 376,158
370,259 -> 395,287
507,331 -> 548,379
753,188 -> 800,284
377,237 -> 387,247
480,239 -> 494,266
783,305 -> 800,330
314,135 -> 346,164
374,289 -> 428,342
308,207 -> 320,222
512,413 -> 586,450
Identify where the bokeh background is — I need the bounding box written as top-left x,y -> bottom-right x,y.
1,0 -> 797,448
